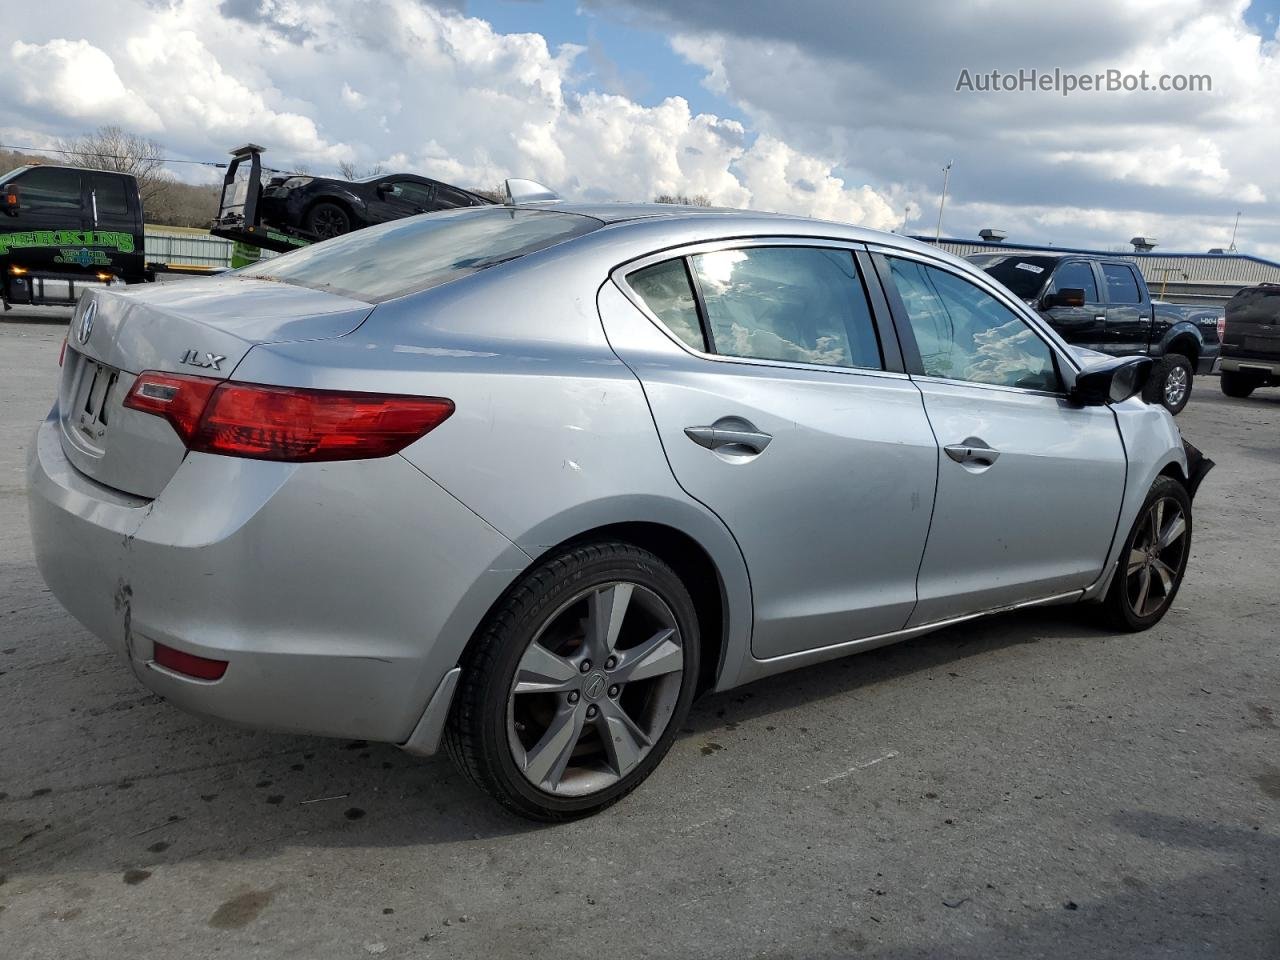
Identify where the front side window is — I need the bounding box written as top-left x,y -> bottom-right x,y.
1101,263 -> 1142,304
888,258 -> 1061,391
1051,261 -> 1099,302
689,247 -> 882,369
18,167 -> 82,208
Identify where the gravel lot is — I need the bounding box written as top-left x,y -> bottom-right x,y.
1,314 -> 1276,959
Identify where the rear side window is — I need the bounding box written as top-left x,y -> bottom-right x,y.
627,247 -> 882,369
238,207 -> 602,302
1102,263 -> 1142,304
1051,261 -> 1099,302
629,260 -> 705,350
19,167 -> 81,208
92,175 -> 130,215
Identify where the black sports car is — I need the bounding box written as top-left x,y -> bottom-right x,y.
259,172 -> 494,239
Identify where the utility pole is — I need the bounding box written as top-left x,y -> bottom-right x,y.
1229,211 -> 1241,252
935,160 -> 953,241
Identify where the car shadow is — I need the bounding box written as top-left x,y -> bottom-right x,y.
0,604 -> 1110,883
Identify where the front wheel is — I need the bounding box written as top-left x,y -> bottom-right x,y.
444,542 -> 700,821
1146,354 -> 1194,414
304,201 -> 352,238
1100,476 -> 1192,631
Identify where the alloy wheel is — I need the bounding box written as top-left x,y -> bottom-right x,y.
506,581 -> 684,797
1163,365 -> 1189,409
1125,496 -> 1188,617
312,208 -> 349,237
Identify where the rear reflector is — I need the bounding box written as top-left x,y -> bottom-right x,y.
124,372 -> 454,462
153,641 -> 228,681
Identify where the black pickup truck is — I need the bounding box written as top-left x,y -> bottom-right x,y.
970,252 -> 1222,414
1218,283 -> 1280,398
0,164 -> 147,308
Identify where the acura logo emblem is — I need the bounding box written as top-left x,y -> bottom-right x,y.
76,300 -> 97,345
583,673 -> 607,701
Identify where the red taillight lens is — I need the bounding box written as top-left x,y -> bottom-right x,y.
124,372 -> 454,462
153,641 -> 228,681
59,336 -> 67,367
1216,316 -> 1226,341
124,372 -> 220,442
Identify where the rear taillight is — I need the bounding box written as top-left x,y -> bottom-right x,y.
59,336 -> 67,367
1216,316 -> 1226,341
123,372 -> 454,462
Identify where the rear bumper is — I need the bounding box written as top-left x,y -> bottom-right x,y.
28,408 -> 528,746
1220,356 -> 1280,377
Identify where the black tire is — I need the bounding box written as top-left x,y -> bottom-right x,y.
1099,476 -> 1192,632
1220,370 -> 1257,399
304,201 -> 352,238
1145,353 -> 1194,414
444,541 -> 700,821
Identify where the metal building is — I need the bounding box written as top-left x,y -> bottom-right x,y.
915,235 -> 1280,305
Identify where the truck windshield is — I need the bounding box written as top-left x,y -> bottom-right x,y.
238,207 -> 603,302
968,254 -> 1059,300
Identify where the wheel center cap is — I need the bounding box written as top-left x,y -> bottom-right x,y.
582,672 -> 607,702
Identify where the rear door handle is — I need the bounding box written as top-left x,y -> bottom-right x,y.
944,437 -> 1000,467
685,418 -> 772,454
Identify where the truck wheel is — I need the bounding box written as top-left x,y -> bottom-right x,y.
1220,371 -> 1256,399
1146,354 -> 1194,414
305,202 -> 352,239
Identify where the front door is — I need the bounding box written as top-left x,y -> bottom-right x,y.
876,251 -> 1127,625
600,243 -> 938,659
1041,258 -> 1107,351
368,179 -> 434,223
8,166 -> 87,274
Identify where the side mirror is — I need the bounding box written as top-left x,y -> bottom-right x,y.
376,182 -> 398,198
3,185 -> 18,215
1043,287 -> 1086,309
1071,355 -> 1153,406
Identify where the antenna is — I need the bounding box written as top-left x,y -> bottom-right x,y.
1228,211 -> 1241,252
935,160 -> 953,241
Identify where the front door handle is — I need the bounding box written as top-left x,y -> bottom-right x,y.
685,417 -> 772,455
944,436 -> 1000,467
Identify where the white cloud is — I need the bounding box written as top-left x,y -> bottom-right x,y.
10,39 -> 161,132
0,0 -> 894,227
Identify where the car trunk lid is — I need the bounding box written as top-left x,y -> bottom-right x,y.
58,277 -> 373,498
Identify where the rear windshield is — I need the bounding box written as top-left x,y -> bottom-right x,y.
238,207 -> 603,302
968,254 -> 1058,300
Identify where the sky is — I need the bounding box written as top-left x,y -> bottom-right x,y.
3,0 -> 1279,256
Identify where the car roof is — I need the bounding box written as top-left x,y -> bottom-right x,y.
514,201 -> 955,267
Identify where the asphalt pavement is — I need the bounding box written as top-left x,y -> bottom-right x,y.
1,314 -> 1276,959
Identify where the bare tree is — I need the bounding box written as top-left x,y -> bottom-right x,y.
338,160 -> 386,180
56,125 -> 172,216
654,193 -> 712,207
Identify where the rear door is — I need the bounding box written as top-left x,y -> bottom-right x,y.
1100,261 -> 1152,354
88,173 -> 144,281
600,240 -> 938,659
874,248 -> 1126,624
1041,259 -> 1107,350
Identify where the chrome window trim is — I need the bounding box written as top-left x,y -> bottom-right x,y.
611,236 -> 909,382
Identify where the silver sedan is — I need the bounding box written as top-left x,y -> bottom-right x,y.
28,200 -> 1213,819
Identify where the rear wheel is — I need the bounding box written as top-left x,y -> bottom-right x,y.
1146,354 -> 1194,414
1100,476 -> 1192,631
1220,370 -> 1257,399
305,201 -> 352,238
445,541 -> 700,820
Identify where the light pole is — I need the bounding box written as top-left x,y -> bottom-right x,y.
935,160 -> 953,241
1229,211 -> 1241,252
